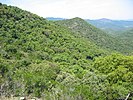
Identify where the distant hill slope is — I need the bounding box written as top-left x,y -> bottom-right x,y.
46,17 -> 66,21
86,18 -> 133,34
56,17 -> 133,54
117,28 -> 133,50
118,28 -> 133,40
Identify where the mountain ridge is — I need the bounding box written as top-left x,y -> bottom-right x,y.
56,17 -> 133,54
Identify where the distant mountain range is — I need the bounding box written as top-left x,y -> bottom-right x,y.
46,17 -> 66,21
86,18 -> 133,34
47,17 -> 133,34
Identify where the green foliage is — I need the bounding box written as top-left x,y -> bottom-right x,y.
0,3 -> 133,100
56,17 -> 133,54
93,53 -> 133,99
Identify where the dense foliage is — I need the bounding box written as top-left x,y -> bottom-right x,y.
116,29 -> 133,55
56,18 -> 133,54
0,3 -> 133,99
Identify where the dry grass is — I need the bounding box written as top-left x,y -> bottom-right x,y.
0,96 -> 43,100
0,96 -> 19,100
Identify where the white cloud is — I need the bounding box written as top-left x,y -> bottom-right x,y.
2,0 -> 133,19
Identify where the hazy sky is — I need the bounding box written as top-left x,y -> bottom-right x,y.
1,0 -> 133,20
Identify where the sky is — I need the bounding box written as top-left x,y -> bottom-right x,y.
1,0 -> 133,20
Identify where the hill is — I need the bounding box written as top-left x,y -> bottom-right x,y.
86,18 -> 133,35
0,3 -> 133,100
46,17 -> 66,21
56,17 -> 133,54
0,3 -> 107,98
116,28 -> 133,54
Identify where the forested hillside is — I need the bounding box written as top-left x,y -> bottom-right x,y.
56,18 -> 133,54
0,3 -> 133,100
118,29 -> 133,39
